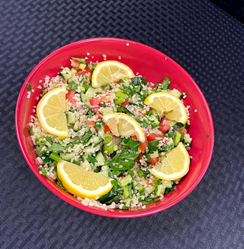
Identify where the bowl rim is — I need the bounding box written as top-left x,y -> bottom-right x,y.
15,37 -> 214,218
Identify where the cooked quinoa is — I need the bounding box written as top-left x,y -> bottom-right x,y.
29,57 -> 192,210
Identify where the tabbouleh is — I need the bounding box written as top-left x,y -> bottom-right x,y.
29,57 -> 192,210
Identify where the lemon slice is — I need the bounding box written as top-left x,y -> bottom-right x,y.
36,87 -> 68,137
57,160 -> 113,199
92,60 -> 135,87
149,142 -> 190,181
144,92 -> 188,124
102,113 -> 145,142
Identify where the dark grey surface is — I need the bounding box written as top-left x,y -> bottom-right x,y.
0,0 -> 244,248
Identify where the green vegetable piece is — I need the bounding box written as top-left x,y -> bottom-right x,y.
119,175 -> 132,187
47,143 -> 65,153
29,126 -> 34,136
161,77 -> 170,90
147,140 -> 160,153
68,82 -> 78,92
173,131 -> 181,145
81,130 -> 92,144
49,152 -> 62,162
137,169 -> 144,177
26,82 -> 32,91
87,155 -> 97,165
38,167 -> 48,177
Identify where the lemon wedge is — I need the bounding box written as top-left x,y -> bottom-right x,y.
36,87 -> 68,137
102,113 -> 145,142
57,160 -> 113,199
149,142 -> 190,181
144,92 -> 188,124
92,60 -> 135,88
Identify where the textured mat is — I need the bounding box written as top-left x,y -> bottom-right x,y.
0,0 -> 244,248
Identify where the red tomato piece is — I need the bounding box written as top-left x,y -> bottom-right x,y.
121,98 -> 129,106
86,119 -> 96,127
70,59 -> 80,68
104,124 -> 111,132
89,96 -> 107,107
76,66 -> 92,76
146,133 -> 165,141
131,135 -> 138,140
66,89 -> 77,107
139,152 -> 144,158
148,82 -> 158,89
150,157 -> 160,165
158,116 -> 171,133
138,140 -> 148,152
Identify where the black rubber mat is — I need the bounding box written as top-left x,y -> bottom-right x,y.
0,0 -> 243,248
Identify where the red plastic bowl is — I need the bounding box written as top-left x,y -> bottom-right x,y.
15,38 -> 214,218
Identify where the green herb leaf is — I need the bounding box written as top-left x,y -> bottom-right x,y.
87,155 -> 97,165
26,82 -> 32,91
206,134 -> 209,138
147,140 -> 160,153
38,167 -> 48,177
68,81 -> 78,92
47,143 -> 65,153
81,130 -> 93,144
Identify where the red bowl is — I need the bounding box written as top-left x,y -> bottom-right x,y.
15,38 -> 214,218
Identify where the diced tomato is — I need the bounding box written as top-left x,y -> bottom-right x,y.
121,98 -> 129,106
146,133 -> 165,141
178,127 -> 187,134
131,135 -> 138,140
89,96 -> 107,107
104,124 -> 111,132
76,66 -> 92,76
150,157 -> 160,165
158,116 -> 171,133
70,59 -> 80,68
86,119 -> 95,127
135,158 -> 140,164
118,173 -> 126,177
148,82 -> 158,89
66,89 -> 77,107
139,152 -> 144,158
138,140 -> 148,152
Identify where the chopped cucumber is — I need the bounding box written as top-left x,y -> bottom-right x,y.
73,121 -> 80,131
145,185 -> 155,194
100,107 -> 114,115
60,67 -> 72,81
119,175 -> 132,187
83,145 -> 100,155
95,151 -> 105,166
173,131 -> 181,145
162,181 -> 173,188
169,89 -> 183,99
81,87 -> 95,102
60,152 -> 76,161
92,136 -> 103,146
184,133 -> 192,144
156,185 -> 166,196
67,112 -> 76,124
79,63 -> 86,69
